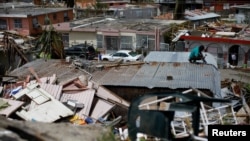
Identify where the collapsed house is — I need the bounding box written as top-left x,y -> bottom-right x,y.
1,59 -> 129,125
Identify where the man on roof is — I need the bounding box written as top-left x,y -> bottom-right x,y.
188,45 -> 207,64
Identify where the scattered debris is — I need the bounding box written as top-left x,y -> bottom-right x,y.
0,58 -> 250,141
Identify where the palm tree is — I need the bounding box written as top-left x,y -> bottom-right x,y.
34,21 -> 65,60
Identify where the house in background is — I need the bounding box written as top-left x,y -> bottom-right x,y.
75,0 -> 130,9
0,2 -> 73,36
184,9 -> 221,26
179,26 -> 250,68
154,0 -> 203,12
75,3 -> 159,20
108,4 -> 159,19
203,0 -> 250,12
52,17 -> 187,54
230,4 -> 250,24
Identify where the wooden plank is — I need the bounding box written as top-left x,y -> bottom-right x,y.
28,67 -> 41,83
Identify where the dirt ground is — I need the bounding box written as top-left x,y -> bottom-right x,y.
219,68 -> 250,84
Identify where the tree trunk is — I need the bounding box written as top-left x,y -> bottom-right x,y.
174,0 -> 185,20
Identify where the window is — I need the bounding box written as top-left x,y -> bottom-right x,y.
113,53 -> 120,57
120,36 -> 132,50
62,33 -> 69,48
120,53 -> 128,57
136,35 -> 147,49
0,19 -> 7,30
96,35 -> 103,48
64,12 -> 69,21
136,10 -> 142,18
64,12 -> 68,17
32,17 -> 39,28
53,14 -> 57,20
136,35 -> 155,51
14,19 -> 22,28
44,15 -> 50,25
105,36 -> 119,50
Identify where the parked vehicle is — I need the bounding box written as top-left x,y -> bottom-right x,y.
101,50 -> 142,62
64,44 -> 96,60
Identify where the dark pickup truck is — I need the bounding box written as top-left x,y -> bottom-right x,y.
64,44 -> 96,60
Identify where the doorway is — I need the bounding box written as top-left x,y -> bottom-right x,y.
228,45 -> 239,66
105,36 -> 119,53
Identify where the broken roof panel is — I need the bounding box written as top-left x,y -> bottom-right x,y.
185,10 -> 220,21
60,89 -> 95,120
16,100 -> 74,122
40,83 -> 63,100
9,59 -> 92,85
15,83 -> 74,122
90,99 -> 115,123
92,62 -> 221,98
94,82 -> 130,107
144,51 -> 218,68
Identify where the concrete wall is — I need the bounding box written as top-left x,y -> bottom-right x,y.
185,39 -> 250,68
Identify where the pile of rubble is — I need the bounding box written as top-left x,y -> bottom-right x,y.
0,66 -> 129,140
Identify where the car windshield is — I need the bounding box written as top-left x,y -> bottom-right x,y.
128,51 -> 138,57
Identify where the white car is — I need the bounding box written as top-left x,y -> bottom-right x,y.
101,50 -> 142,62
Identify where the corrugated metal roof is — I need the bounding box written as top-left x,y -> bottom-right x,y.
69,17 -> 187,31
60,89 -> 95,120
0,7 -> 72,17
10,59 -> 221,98
144,51 -> 218,68
92,62 -> 221,98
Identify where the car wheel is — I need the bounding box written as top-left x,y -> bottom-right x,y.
103,58 -> 108,61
